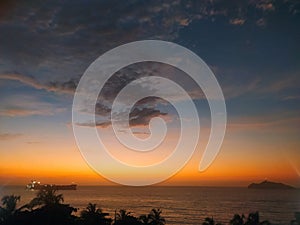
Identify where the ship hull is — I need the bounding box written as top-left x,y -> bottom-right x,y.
27,181 -> 77,190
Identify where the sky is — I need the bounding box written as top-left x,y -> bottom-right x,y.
0,0 -> 299,186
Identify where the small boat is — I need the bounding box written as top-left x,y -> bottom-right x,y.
26,180 -> 77,190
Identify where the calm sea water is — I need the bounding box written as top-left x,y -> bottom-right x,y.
1,186 -> 299,225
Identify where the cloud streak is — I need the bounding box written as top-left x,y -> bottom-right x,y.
229,18 -> 246,25
0,94 -> 67,117
228,114 -> 300,133
0,73 -> 76,94
0,133 -> 22,141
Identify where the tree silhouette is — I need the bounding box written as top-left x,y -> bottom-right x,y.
116,209 -> 131,221
202,216 -> 224,225
1,195 -> 20,214
245,212 -> 259,225
245,212 -> 270,225
203,217 -> 215,225
148,209 -> 166,225
230,214 -> 245,225
20,188 -> 77,225
0,195 -> 21,224
115,209 -> 140,225
139,214 -> 151,225
228,212 -> 270,225
291,212 -> 300,225
80,203 -> 111,225
28,187 -> 64,209
1,191 -> 295,225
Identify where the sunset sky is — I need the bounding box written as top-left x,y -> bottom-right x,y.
0,0 -> 299,186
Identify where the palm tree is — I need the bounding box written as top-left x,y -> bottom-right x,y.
25,187 -> 77,225
291,212 -> 300,225
245,212 -> 270,225
1,195 -> 20,214
203,217 -> 215,225
28,187 -> 64,208
139,214 -> 151,225
148,208 -> 166,225
246,212 -> 259,225
116,209 -> 132,221
230,214 -> 245,225
0,195 -> 21,224
83,203 -> 100,214
115,209 -> 140,225
80,203 -> 111,225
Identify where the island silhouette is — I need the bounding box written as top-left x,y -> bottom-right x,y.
248,180 -> 295,190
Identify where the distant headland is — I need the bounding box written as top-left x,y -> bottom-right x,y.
248,180 -> 295,190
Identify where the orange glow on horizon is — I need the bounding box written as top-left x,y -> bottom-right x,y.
1,123 -> 299,187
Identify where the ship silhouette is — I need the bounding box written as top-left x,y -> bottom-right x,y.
26,180 -> 77,190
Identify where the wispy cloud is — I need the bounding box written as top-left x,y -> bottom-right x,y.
0,133 -> 22,141
0,108 -> 65,117
0,73 -> 46,90
255,1 -> 275,11
0,73 -> 76,94
76,121 -> 112,129
0,94 -> 66,117
281,95 -> 300,101
25,141 -> 41,144
229,18 -> 246,25
222,73 -> 300,99
228,114 -> 300,132
263,76 -> 299,93
256,18 -> 267,26
222,78 -> 261,99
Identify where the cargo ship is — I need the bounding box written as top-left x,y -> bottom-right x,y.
26,180 -> 77,190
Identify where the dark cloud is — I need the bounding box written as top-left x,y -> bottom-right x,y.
1,0 -> 298,87
0,0 -> 299,127
1,0 -> 295,83
76,107 -> 168,128
95,103 -> 111,116
129,107 -> 168,127
0,0 -> 193,82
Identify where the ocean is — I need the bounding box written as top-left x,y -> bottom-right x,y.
1,186 -> 299,225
